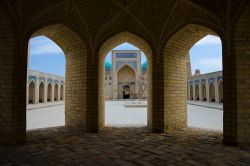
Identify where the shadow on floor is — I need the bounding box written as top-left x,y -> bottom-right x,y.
1,127 -> 250,166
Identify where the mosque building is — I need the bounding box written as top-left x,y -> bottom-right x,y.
105,50 -> 147,100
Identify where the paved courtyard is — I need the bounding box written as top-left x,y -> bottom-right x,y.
1,101 -> 249,165
1,127 -> 250,165
27,101 -> 223,131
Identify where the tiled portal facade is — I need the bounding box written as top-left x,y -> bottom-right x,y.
27,70 -> 65,104
188,70 -> 223,103
105,50 -> 147,100
0,0 -> 250,147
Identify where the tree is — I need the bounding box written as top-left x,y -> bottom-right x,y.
131,74 -> 147,100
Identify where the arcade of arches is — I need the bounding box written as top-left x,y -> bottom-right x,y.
188,71 -> 223,103
1,0 -> 250,148
27,70 -> 65,104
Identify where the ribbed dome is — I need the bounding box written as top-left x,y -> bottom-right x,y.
141,61 -> 148,71
105,61 -> 112,70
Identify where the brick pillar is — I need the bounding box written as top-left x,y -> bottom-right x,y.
224,3 -> 250,145
163,47 -> 187,132
65,45 -> 87,132
0,6 -> 27,144
151,54 -> 164,132
86,56 -> 99,132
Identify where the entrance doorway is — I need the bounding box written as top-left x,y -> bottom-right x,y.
123,85 -> 131,99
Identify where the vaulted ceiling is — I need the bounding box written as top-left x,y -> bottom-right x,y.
2,0 -> 246,48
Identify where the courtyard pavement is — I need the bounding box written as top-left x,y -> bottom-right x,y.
1,102 -> 249,165
1,127 -> 250,165
27,101 -> 223,131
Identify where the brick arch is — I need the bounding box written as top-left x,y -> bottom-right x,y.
98,31 -> 153,129
160,19 -> 223,52
163,24 -> 222,132
28,24 -> 88,132
94,14 -> 156,53
209,82 -> 216,102
226,0 -> 250,145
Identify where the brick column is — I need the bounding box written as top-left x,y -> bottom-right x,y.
224,3 -> 250,145
86,57 -> 99,132
163,47 -> 187,132
0,7 -> 27,143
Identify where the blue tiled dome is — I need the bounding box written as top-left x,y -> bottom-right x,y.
105,61 -> 112,70
141,61 -> 148,71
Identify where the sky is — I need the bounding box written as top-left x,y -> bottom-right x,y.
28,35 -> 222,77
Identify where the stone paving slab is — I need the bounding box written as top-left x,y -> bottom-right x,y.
0,127 -> 249,166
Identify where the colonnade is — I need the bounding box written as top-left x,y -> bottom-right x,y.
27,70 -> 65,104
188,71 -> 223,103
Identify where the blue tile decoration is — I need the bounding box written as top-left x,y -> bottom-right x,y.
39,77 -> 45,82
116,53 -> 137,58
194,80 -> 200,85
201,79 -> 206,85
217,76 -> 223,82
29,75 -> 37,82
47,79 -> 53,84
208,77 -> 215,84
116,61 -> 137,71
54,80 -> 59,84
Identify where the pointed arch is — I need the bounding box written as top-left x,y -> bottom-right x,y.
98,31 -> 153,129
209,82 -> 215,102
117,64 -> 136,99
26,23 -> 88,132
117,63 -> 137,74
163,23 -> 222,131
28,80 -> 36,104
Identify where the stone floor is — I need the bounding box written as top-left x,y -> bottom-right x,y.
27,101 -> 223,130
1,127 -> 250,166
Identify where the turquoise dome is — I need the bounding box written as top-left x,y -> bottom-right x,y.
141,61 -> 148,71
105,61 -> 112,70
